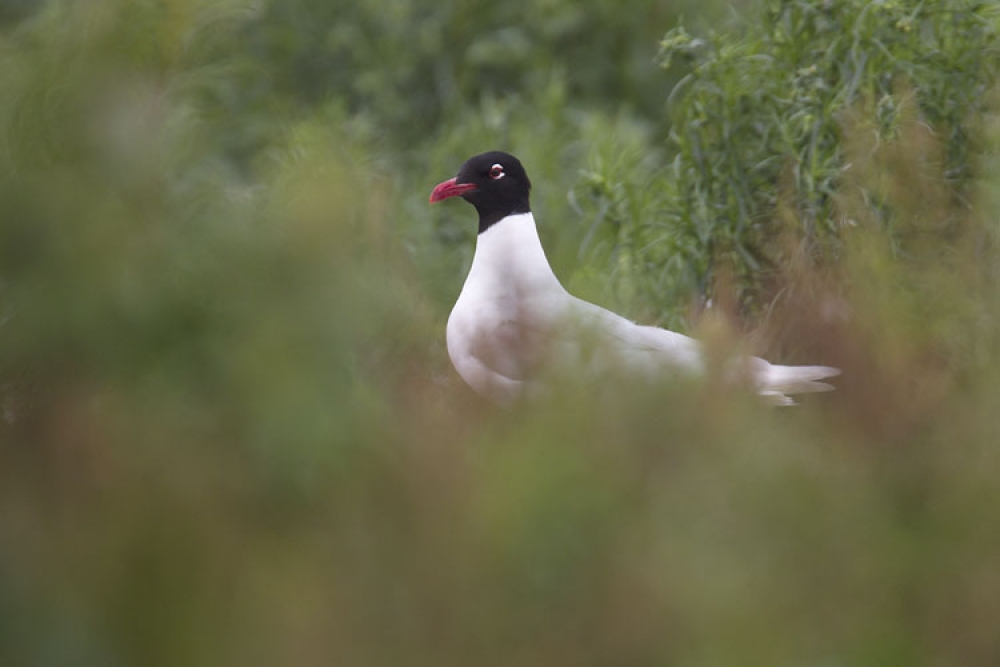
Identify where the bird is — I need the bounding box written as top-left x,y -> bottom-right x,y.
429,150 -> 839,406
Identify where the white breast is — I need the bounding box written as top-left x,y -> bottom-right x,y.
446,213 -> 568,402
445,212 -> 703,403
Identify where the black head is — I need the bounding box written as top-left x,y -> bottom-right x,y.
429,151 -> 532,234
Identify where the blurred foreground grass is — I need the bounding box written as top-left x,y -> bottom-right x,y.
2,2 -> 1000,666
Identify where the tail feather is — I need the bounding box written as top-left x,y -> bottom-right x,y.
755,363 -> 841,404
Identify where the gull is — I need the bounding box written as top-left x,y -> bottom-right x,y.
430,151 -> 839,406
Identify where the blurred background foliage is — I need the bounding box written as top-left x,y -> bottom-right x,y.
2,1 -> 1000,666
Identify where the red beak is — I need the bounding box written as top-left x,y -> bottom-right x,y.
429,177 -> 478,203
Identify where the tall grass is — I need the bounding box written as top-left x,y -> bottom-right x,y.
577,0 -> 1000,321
2,1 -> 1000,666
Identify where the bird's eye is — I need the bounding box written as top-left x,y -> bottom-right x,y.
489,164 -> 505,180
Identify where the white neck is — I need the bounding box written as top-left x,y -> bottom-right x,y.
467,212 -> 566,294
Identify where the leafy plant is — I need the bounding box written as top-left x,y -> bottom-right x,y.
587,0 -> 1000,319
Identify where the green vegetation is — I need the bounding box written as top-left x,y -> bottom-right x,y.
2,1 -> 1000,666
582,0 -> 1000,320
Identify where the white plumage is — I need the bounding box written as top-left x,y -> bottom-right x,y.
432,151 -> 839,406
446,212 -> 837,406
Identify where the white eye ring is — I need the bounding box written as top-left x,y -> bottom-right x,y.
489,164 -> 505,180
